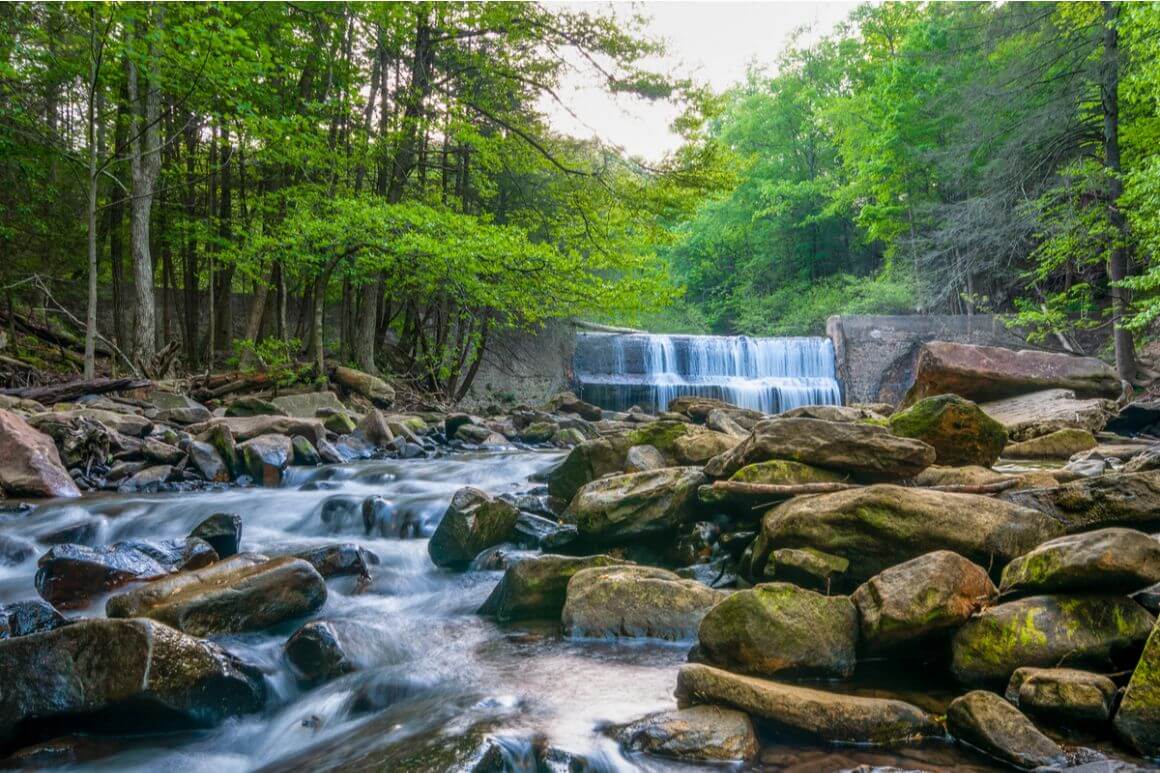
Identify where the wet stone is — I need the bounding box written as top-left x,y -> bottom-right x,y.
0,599 -> 68,639
189,512 -> 243,557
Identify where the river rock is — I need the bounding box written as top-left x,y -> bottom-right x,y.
0,599 -> 67,639
946,690 -> 1066,769
284,620 -> 356,684
951,594 -> 1155,685
1115,619 -> 1160,755
518,421 -> 556,444
189,415 -> 326,446
612,705 -> 757,762
1006,667 -> 1118,723
202,422 -> 238,477
852,551 -> 997,653
902,342 -> 1121,406
35,538 -> 217,608
703,417 -> 935,481
1123,445 -> 1160,473
675,663 -> 940,744
888,395 -> 1007,467
561,467 -> 705,543
764,547 -> 848,590
1004,428 -> 1098,460
697,582 -> 857,678
914,465 -> 1013,487
0,409 -> 80,498
1002,471 -> 1160,532
547,392 -> 602,422
118,464 -> 175,491
239,433 -> 293,486
333,365 -> 395,407
705,408 -> 747,437
324,412 -> 356,435
1133,582 -> 1160,614
478,554 -> 622,621
225,396 -> 286,417
270,542 -> 378,580
189,512 -> 243,557
780,404 -> 884,422
562,565 -> 726,640
32,408 -> 151,438
186,440 -> 229,482
672,430 -> 738,465
0,618 -> 265,745
357,408 -> 394,445
512,512 -> 576,549
624,444 -> 666,472
106,554 -> 327,635
730,459 -> 847,485
546,435 -> 632,502
428,487 -> 519,569
752,485 -> 1063,588
291,435 -> 321,465
980,389 -> 1113,441
270,391 -> 345,418
999,528 -> 1160,596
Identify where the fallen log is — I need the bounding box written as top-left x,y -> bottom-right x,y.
0,376 -> 150,405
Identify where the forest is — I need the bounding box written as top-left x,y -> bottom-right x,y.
3,1 -> 1160,397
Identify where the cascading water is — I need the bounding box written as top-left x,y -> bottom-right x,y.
572,333 -> 842,414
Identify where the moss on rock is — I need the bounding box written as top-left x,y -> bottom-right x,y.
888,394 -> 1007,467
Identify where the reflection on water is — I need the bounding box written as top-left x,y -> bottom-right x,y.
0,450 -> 1088,771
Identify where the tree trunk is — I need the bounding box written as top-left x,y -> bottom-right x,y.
83,10 -> 101,380
1103,1 -> 1136,383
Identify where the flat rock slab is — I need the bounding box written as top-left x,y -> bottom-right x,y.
1002,471 -> 1160,532
1000,528 -> 1160,596
675,663 -> 940,744
947,690 -> 1065,769
981,389 -> 1112,442
612,705 -> 757,762
1006,667 -> 1118,723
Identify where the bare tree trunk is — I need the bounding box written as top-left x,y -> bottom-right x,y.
83,9 -> 101,379
1103,1 -> 1136,382
125,9 -> 163,365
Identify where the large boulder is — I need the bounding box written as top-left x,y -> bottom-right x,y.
696,582 -> 857,679
675,663 -> 940,744
728,459 -> 847,485
561,467 -> 705,543
946,690 -> 1066,769
35,538 -> 217,609
1004,428 -> 1098,460
951,594 -> 1155,685
1006,667 -> 1118,723
188,415 -> 326,446
1000,528 -> 1160,596
270,391 -> 346,418
888,395 -> 1007,467
561,565 -> 726,640
31,408 -> 151,437
902,342 -> 1121,407
427,487 -> 519,569
671,430 -> 738,465
611,706 -> 757,762
0,409 -> 80,498
106,554 -> 327,635
477,554 -> 620,622
980,389 -> 1113,441
752,485 -> 1063,588
1002,472 -> 1160,532
0,618 -> 265,745
238,433 -> 293,486
284,620 -> 360,684
703,418 -> 934,481
624,444 -> 666,473
852,551 -> 997,653
332,365 -> 395,407
546,435 -> 632,502
1115,619 -> 1160,756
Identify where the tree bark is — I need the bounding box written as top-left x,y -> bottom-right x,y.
83,9 -> 101,380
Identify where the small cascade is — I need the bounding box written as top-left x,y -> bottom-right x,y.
573,333 -> 842,414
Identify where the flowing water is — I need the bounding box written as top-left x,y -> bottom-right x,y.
572,334 -> 842,414
0,450 -> 1087,771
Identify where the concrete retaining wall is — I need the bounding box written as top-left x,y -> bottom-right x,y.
827,314 -> 1043,405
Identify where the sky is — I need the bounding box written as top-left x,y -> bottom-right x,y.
543,1 -> 860,162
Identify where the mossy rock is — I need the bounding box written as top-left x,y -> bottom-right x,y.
477,554 -> 621,621
763,547 -> 848,591
697,582 -> 858,679
546,435 -> 633,502
950,594 -> 1155,686
729,460 -> 847,486
1003,428 -> 1097,460
888,394 -> 1007,467
999,528 -> 1160,596
1114,619 -> 1160,755
562,565 -> 726,640
627,420 -> 694,456
427,487 -> 520,569
562,467 -> 705,543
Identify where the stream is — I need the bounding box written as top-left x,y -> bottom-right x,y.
2,449 -> 1030,771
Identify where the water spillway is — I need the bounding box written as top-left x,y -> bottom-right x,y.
573,332 -> 842,414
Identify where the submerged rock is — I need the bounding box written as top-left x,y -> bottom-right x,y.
752,485 -> 1062,588
612,705 -> 757,762
284,620 -> 356,684
675,663 -> 940,745
0,618 -> 266,745
562,565 -> 726,641
106,554 -> 327,635
696,582 -> 857,679
427,487 -> 520,569
887,394 -> 1007,467
852,551 -> 996,653
999,528 -> 1160,596
0,409 -> 81,498
946,690 -> 1066,769
561,467 -> 705,543
478,554 -> 620,622
1001,472 -> 1160,532
1005,667 -> 1118,723
951,594 -> 1155,685
703,417 -> 935,481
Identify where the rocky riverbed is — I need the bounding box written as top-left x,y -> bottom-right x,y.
0,342 -> 1159,770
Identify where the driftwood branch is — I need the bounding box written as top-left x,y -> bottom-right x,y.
570,319 -> 646,335
0,376 -> 150,404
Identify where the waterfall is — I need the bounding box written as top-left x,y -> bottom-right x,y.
573,333 -> 842,414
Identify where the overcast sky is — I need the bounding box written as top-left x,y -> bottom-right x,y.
543,2 -> 860,161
